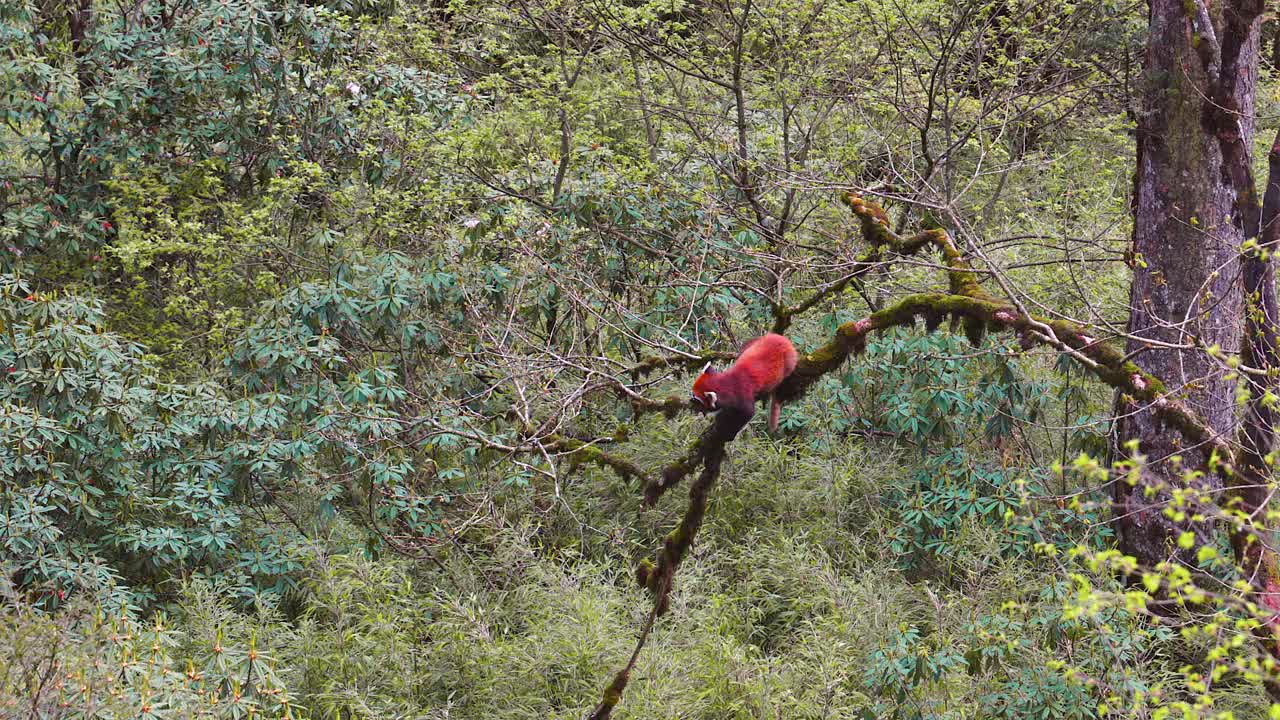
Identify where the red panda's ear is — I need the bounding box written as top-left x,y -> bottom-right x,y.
700,361 -> 713,375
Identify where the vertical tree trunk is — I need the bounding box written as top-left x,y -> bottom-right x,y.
67,0 -> 95,94
1235,132 -> 1280,651
1115,0 -> 1257,566
1272,17 -> 1280,72
1117,0 -> 1280,677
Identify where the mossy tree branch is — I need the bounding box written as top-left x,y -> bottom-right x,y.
589,193 -> 1270,715
589,412 -> 738,720
626,350 -> 737,378
776,293 -> 1235,471
544,435 -> 654,486
771,194 -> 961,334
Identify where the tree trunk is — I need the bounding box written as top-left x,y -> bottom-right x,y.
67,0 -> 95,94
1115,0 -> 1258,566
1235,132 -> 1280,652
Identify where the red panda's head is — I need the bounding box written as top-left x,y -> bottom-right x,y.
691,362 -> 720,409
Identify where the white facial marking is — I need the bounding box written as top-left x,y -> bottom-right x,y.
705,391 -> 718,409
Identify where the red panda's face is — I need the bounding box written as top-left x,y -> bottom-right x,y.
691,362 -> 719,409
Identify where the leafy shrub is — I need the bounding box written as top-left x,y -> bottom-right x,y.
0,254 -> 465,607
0,579 -> 299,719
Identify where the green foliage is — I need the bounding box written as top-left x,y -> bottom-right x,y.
3,0 -> 1276,716
0,0 -> 457,256
839,329 -> 1044,443
863,623 -> 967,717
832,329 -> 1101,572
0,254 -> 475,607
0,583 -> 299,719
0,274 -> 309,607
99,165 -> 268,362
1045,452 -> 1280,720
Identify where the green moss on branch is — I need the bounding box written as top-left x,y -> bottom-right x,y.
590,418 -> 732,720
627,351 -> 736,380
592,193 -> 1240,719
774,290 -> 1236,476
546,435 -> 652,486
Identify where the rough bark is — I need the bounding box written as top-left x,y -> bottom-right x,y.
1114,0 -> 1259,567
1234,130 -> 1280,655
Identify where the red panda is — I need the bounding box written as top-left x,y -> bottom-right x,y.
691,333 -> 798,433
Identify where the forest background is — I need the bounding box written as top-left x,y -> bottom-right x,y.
5,0 -> 1280,717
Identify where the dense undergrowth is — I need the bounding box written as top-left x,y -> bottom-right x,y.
7,428 -> 1187,719
4,317 -> 1236,718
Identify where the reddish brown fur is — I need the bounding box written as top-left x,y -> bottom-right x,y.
691,333 -> 798,432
